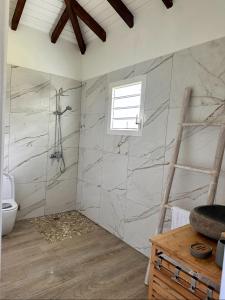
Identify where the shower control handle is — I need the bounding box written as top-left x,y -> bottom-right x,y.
50,152 -> 62,160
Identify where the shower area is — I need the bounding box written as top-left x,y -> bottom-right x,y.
3,65 -> 82,223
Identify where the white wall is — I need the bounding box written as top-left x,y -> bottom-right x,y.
8,25 -> 82,81
0,0 -> 9,272
7,0 -> 225,81
82,0 -> 225,80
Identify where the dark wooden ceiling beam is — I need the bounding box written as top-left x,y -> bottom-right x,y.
106,0 -> 134,28
51,8 -> 69,43
162,0 -> 173,9
64,0 -> 86,54
73,0 -> 106,42
51,0 -> 106,45
11,0 -> 27,30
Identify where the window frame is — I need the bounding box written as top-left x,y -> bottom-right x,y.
107,75 -> 146,136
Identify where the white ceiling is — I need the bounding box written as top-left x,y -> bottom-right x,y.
9,0 -> 150,46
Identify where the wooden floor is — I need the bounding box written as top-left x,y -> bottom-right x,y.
0,220 -> 148,300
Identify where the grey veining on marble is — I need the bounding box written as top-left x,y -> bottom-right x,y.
45,179 -> 77,215
48,113 -> 81,148
9,146 -> 48,184
170,39 -> 225,108
78,148 -> 103,186
5,66 -> 81,219
10,112 -> 49,148
47,147 -> 79,184
77,36 -> 225,256
99,188 -> 126,240
77,179 -> 101,224
16,182 -> 46,220
10,66 -> 50,113
102,152 -> 128,191
5,36 -> 225,257
80,113 -> 105,150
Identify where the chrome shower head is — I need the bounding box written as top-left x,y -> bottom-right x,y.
53,105 -> 72,116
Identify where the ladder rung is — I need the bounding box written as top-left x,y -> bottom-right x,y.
174,164 -> 215,175
164,204 -> 172,209
182,122 -> 224,127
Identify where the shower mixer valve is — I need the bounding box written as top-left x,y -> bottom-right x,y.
50,151 -> 63,161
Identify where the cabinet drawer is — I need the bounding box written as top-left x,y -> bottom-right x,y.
150,251 -> 219,300
151,267 -> 201,300
151,273 -> 194,300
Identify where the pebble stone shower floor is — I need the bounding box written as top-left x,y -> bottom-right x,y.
30,211 -> 98,243
0,210 -> 148,300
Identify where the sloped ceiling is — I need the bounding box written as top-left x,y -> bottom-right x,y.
9,0 -> 150,45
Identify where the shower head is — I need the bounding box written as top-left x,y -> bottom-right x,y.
53,105 -> 73,115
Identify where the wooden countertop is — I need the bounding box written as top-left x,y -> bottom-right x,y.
150,225 -> 221,285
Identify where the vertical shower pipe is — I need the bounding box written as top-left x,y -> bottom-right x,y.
0,0 -> 9,276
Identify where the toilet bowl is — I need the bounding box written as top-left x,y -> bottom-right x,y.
2,174 -> 18,236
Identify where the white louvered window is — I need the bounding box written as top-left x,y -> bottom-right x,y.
108,76 -> 146,136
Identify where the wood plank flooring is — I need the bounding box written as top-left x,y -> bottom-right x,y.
0,219 -> 148,299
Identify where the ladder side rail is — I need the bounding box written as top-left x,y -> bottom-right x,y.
207,125 -> 225,205
157,87 -> 192,234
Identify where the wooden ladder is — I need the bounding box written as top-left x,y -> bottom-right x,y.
145,87 -> 225,285
157,87 -> 225,234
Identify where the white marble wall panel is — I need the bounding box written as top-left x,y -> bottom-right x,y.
9,146 -> 48,184
3,134 -> 9,173
134,55 -> 173,111
47,147 -> 79,184
45,74 -> 81,214
49,74 -> 82,114
99,189 -> 126,240
103,134 -> 129,155
78,148 -> 103,186
170,39 -> 225,108
48,113 -> 80,149
3,66 -> 11,173
83,75 -> 107,114
127,156 -> 165,209
45,179 -> 77,215
10,66 -> 50,113
124,199 -> 159,256
5,65 -> 11,129
102,152 -> 128,191
128,106 -> 169,159
5,65 -> 81,219
77,36 -> 225,257
165,107 -> 221,168
10,111 -> 49,148
165,40 -> 225,211
79,113 -> 105,150
16,182 -> 46,220
77,180 -> 101,224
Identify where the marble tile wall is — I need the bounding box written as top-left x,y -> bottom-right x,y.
4,66 -> 81,220
5,37 -> 225,257
77,36 -> 225,256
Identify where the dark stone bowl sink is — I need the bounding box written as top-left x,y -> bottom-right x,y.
190,205 -> 225,240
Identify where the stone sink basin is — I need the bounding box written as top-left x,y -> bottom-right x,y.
190,205 -> 225,240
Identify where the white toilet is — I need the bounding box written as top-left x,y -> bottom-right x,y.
2,174 -> 18,236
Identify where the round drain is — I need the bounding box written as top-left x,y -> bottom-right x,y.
2,203 -> 12,210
